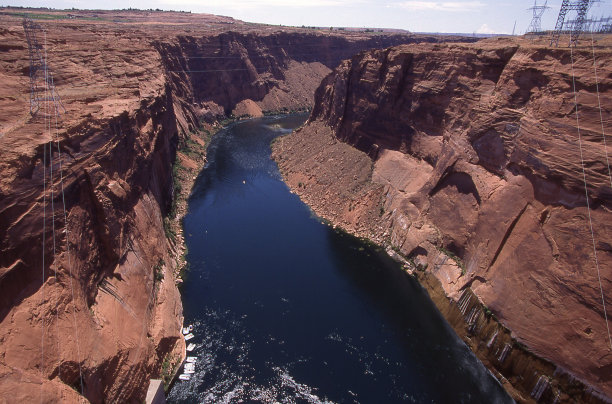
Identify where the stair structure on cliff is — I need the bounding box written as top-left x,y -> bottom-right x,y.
22,17 -> 86,400
550,0 -> 594,47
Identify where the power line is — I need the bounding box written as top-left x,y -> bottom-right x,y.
40,53 -> 47,404
52,74 -> 86,396
590,32 -> 612,190
589,32 -> 612,351
569,46 -> 612,351
23,17 -> 65,117
44,31 -> 64,387
23,17 -> 44,116
25,18 -> 86,401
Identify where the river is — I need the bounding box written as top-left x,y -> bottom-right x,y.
167,114 -> 513,403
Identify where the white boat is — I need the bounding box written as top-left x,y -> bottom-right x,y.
186,356 -> 197,363
182,325 -> 194,335
178,374 -> 191,381
183,368 -> 195,374
184,333 -> 195,341
184,363 -> 195,371
186,343 -> 196,352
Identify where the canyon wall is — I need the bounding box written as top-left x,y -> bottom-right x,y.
156,31 -> 458,122
0,20 -> 187,403
0,10 -> 443,402
274,38 -> 612,402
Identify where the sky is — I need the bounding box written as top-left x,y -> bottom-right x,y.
5,0 -> 612,34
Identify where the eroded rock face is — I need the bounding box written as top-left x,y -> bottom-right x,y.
0,16 -> 189,403
1,8 -> 453,402
274,38 -> 612,400
156,30 -> 464,119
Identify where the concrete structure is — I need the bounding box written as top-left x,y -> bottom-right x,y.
145,379 -> 166,404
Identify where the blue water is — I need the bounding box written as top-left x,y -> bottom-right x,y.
168,114 -> 513,403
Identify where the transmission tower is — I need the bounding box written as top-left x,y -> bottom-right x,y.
550,0 -> 594,47
526,0 -> 549,35
22,17 -> 64,117
22,17 -> 45,115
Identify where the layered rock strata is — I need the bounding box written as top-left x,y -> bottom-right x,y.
0,19 -> 186,403
274,38 -> 612,402
0,8 -> 447,402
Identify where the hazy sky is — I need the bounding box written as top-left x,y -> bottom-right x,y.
5,0 -> 611,34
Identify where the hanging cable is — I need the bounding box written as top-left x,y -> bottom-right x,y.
570,46 -> 612,351
40,158 -> 46,404
40,51 -> 47,404
52,72 -> 86,398
590,31 -> 612,189
44,30 -> 63,387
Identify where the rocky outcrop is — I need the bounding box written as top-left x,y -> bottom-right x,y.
0,8 -> 457,403
0,17 -> 187,402
156,30 -> 466,121
274,38 -> 612,402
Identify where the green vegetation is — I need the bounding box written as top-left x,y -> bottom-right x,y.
407,257 -> 428,272
163,217 -> 176,243
481,304 -> 499,321
391,245 -> 404,257
160,352 -> 181,391
181,137 -> 202,160
169,161 -> 182,220
437,246 -> 466,276
154,259 -> 165,282
178,249 -> 189,281
5,12 -> 67,20
262,106 -> 311,116
164,110 -> 312,279
3,10 -> 106,21
164,123 -> 219,280
219,116 -> 237,127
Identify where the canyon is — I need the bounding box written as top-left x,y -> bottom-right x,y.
273,38 -> 612,402
2,6 -> 611,404
0,8 -> 452,403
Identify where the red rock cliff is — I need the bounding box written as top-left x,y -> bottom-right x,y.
0,18 -> 187,403
0,8 -> 449,403
156,30 -> 465,120
274,38 -> 612,401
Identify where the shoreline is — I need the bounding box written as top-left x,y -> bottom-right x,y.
163,111 -> 609,403
162,109 -> 311,390
166,108 -> 312,282
271,122 -> 612,404
167,112 -> 526,400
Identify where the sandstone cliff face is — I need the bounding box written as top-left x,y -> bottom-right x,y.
274,39 -> 612,401
0,19 -> 186,403
156,31 -> 457,121
0,9 -> 442,402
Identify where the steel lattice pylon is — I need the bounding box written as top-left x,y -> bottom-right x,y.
22,16 -> 64,117
550,0 -> 593,47
526,0 -> 549,35
22,17 -> 45,115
